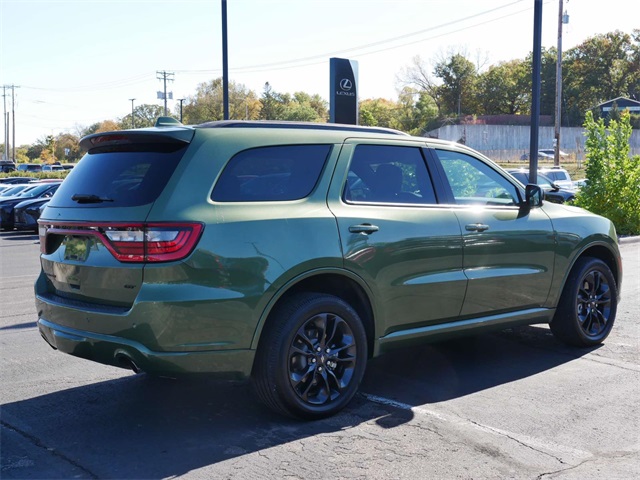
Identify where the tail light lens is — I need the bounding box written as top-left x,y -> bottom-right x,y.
39,222 -> 203,263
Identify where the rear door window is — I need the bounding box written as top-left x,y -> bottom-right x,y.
212,145 -> 331,202
48,143 -> 188,208
343,144 -> 437,204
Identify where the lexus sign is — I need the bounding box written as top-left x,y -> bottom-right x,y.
330,58 -> 358,124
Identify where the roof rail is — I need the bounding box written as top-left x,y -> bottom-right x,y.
194,120 -> 409,136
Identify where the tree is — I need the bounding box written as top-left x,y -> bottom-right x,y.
54,133 -> 81,162
259,82 -> 286,120
120,104 -> 165,129
358,98 -> 397,128
398,55 -> 445,117
182,78 -> 260,124
398,51 -> 479,118
433,52 -> 478,116
392,88 -> 439,135
38,135 -> 56,163
476,59 -> 529,115
94,120 -> 120,134
575,111 -> 640,235
564,31 -> 640,125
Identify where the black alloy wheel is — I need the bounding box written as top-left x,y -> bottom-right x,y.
253,292 -> 367,420
288,312 -> 357,405
551,257 -> 617,347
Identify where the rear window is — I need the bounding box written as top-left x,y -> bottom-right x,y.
211,145 -> 331,202
48,143 -> 187,208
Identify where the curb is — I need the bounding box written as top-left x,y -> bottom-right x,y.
619,236 -> 640,245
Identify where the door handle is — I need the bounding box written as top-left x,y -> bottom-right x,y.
349,224 -> 379,235
465,223 -> 490,232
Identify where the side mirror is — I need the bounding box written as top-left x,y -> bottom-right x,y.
525,184 -> 543,208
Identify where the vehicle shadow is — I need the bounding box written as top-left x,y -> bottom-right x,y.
0,231 -> 38,241
1,325 -> 597,479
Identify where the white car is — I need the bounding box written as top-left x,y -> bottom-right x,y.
539,166 -> 574,191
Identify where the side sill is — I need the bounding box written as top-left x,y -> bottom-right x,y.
375,308 -> 554,356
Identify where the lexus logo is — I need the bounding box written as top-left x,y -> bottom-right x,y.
339,79 -> 353,91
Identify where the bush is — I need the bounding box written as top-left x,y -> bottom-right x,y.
574,111 -> 640,235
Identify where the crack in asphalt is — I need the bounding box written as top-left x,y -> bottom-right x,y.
361,393 -> 591,467
0,420 -> 98,479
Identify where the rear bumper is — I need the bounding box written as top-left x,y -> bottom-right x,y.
37,318 -> 255,379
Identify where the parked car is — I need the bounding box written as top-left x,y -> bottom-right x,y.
538,166 -> 574,190
0,160 -> 16,172
14,197 -> 51,232
0,184 -> 32,197
520,149 -> 569,161
35,119 -> 621,419
0,182 -> 61,230
573,178 -> 588,190
42,165 -> 64,172
16,163 -> 43,173
506,169 -> 575,203
0,177 -> 33,185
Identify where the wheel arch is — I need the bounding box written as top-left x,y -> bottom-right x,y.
562,241 -> 622,299
576,244 -> 622,292
250,269 -> 377,360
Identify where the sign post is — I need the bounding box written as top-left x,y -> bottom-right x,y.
329,58 -> 358,125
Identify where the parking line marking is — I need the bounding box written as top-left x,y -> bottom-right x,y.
361,393 -> 592,462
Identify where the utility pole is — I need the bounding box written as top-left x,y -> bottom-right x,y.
2,86 -> 7,161
177,98 -> 185,122
156,71 -> 174,116
554,0 -> 568,167
129,98 -> 136,128
12,85 -> 19,162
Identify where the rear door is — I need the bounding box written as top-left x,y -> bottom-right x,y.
38,130 -> 193,307
327,140 -> 465,337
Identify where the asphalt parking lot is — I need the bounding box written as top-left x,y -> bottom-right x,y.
1,231 -> 638,479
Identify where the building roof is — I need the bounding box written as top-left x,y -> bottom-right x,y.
596,97 -> 640,112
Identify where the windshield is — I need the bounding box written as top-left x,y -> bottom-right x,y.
17,184 -> 55,198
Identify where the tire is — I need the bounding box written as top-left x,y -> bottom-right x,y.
252,292 -> 368,420
550,257 -> 618,347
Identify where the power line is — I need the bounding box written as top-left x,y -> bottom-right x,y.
17,1 -> 533,94
176,0 -> 533,75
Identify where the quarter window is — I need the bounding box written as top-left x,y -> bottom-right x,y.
212,145 -> 331,202
435,150 -> 519,206
344,145 -> 437,205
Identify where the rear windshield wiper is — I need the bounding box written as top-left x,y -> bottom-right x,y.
71,194 -> 114,204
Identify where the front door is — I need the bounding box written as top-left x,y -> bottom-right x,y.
432,148 -> 555,317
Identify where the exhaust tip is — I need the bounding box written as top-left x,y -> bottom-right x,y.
115,352 -> 142,374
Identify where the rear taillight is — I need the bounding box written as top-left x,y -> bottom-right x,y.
38,222 -> 203,263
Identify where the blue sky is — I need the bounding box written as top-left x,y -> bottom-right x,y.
1,0 -> 637,146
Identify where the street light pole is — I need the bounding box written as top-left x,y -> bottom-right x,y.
529,0 -> 543,185
129,98 -> 136,129
554,0 -> 564,167
177,99 -> 185,122
222,0 -> 229,120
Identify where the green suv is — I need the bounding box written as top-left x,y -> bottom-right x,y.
35,119 -> 622,419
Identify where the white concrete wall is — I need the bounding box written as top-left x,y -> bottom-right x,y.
427,125 -> 640,161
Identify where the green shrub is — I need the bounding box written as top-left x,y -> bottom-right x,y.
574,111 -> 640,235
